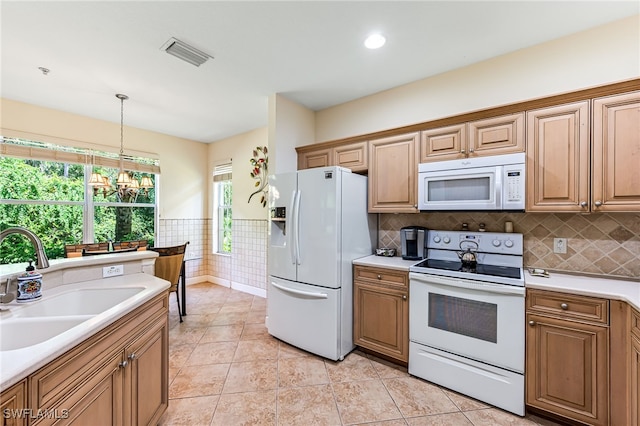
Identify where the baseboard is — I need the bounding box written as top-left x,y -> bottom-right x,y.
185,275 -> 265,298
231,281 -> 266,298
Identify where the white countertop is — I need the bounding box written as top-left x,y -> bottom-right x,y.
525,270 -> 640,311
353,255 -> 420,271
0,271 -> 169,391
353,255 -> 640,310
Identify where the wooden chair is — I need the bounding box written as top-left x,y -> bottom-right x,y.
149,242 -> 188,322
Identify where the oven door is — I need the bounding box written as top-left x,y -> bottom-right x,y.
409,272 -> 524,372
418,165 -> 500,210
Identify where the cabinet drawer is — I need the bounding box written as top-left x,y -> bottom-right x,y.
354,266 -> 408,289
526,289 -> 609,324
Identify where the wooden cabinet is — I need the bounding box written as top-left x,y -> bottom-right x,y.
298,148 -> 331,170
420,113 -> 524,162
297,141 -> 368,172
368,132 -> 419,213
18,293 -> 168,426
592,91 -> 640,212
0,380 -> 27,426
333,141 -> 367,172
353,265 -> 409,364
527,92 -> 640,212
526,289 -> 609,425
632,308 -> 640,426
526,101 -> 590,212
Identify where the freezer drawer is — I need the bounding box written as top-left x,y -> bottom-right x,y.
267,277 -> 342,360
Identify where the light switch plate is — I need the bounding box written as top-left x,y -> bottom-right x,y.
103,265 -> 124,278
553,238 -> 567,254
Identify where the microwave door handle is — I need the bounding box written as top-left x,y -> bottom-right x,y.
495,169 -> 503,210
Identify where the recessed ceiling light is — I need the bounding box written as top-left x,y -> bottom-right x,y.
364,34 -> 386,49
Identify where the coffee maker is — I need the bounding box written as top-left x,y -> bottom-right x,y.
400,226 -> 428,260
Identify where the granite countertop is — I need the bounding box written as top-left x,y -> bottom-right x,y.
352,255 -> 640,310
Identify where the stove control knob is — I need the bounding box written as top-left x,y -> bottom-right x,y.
433,236 -> 441,243
443,237 -> 451,244
504,240 -> 514,248
492,239 -> 501,247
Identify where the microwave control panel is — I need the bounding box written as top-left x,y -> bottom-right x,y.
505,169 -> 524,202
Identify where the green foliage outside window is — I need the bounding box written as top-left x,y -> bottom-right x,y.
0,156 -> 155,265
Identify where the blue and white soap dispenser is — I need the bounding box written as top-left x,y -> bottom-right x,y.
16,261 -> 43,302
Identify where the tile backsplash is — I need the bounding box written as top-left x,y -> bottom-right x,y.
379,212 -> 640,279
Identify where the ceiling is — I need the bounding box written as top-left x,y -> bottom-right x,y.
1,1 -> 638,143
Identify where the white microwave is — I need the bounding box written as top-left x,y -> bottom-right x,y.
418,153 -> 525,211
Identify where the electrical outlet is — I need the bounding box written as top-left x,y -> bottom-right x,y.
553,238 -> 567,254
102,264 -> 124,278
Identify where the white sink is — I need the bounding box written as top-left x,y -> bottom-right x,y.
14,287 -> 145,317
0,317 -> 91,351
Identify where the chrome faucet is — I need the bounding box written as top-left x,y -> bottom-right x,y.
0,227 -> 50,269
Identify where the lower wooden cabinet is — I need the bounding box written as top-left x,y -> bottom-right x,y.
526,289 -> 609,426
0,293 -> 168,426
0,380 -> 27,426
353,265 -> 409,363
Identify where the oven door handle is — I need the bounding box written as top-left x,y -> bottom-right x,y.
409,273 -> 525,296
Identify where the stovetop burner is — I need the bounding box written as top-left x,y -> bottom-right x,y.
412,259 -> 522,280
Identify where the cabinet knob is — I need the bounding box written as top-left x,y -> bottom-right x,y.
460,149 -> 466,154
594,201 -> 602,207
560,303 -> 568,310
528,320 -> 536,326
580,201 -> 588,207
402,295 -> 407,300
128,353 -> 137,361
377,275 -> 381,280
469,148 -> 474,153
119,360 -> 128,369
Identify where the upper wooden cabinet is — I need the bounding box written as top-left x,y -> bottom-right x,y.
592,91 -> 640,212
420,113 -> 524,162
527,92 -> 640,212
368,132 -> 419,213
297,141 -> 368,172
298,148 -> 331,170
526,101 -> 590,211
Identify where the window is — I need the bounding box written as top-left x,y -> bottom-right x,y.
0,137 -> 159,263
214,163 -> 232,254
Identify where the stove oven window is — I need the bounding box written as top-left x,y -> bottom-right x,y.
428,293 -> 497,343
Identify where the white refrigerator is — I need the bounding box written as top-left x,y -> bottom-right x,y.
266,166 -> 375,361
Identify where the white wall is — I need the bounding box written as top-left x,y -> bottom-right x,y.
315,15 -> 640,142
208,126 -> 269,220
0,98 -> 208,220
268,94 -> 315,174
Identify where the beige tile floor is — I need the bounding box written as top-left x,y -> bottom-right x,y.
159,283 -> 563,426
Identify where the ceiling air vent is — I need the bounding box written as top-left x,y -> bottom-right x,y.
161,37 -> 212,67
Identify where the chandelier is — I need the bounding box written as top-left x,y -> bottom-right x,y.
88,94 -> 154,200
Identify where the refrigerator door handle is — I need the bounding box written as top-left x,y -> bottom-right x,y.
288,190 -> 297,264
271,282 -> 328,299
293,189 -> 301,265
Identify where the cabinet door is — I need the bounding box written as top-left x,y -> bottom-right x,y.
468,113 -> 524,157
592,91 -> 640,212
124,316 -> 168,426
0,380 -> 27,426
334,141 -> 367,172
298,148 -> 331,170
419,124 -> 466,162
354,281 -> 408,363
632,334 -> 640,426
526,313 -> 608,426
526,102 -> 590,212
368,133 -> 419,213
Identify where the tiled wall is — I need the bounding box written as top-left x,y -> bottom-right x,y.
379,212 -> 640,279
231,219 -> 268,290
159,218 -> 268,291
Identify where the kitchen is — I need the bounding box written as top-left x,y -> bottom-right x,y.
1,2 -> 639,425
